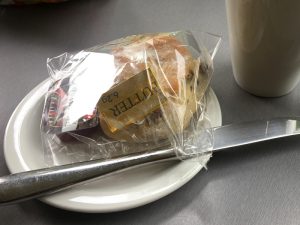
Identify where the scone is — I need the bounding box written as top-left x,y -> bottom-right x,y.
98,33 -> 212,142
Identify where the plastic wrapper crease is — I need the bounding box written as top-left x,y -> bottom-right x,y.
41,31 -> 220,166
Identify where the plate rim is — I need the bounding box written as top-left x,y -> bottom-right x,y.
3,79 -> 222,213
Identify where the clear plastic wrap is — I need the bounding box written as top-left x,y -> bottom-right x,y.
41,31 -> 220,166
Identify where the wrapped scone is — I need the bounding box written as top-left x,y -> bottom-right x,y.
41,31 -> 214,165
98,34 -> 211,142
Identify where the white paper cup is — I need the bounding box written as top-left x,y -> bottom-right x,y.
226,0 -> 300,97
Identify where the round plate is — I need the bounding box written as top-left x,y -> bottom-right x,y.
4,79 -> 222,213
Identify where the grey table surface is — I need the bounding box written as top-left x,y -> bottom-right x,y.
0,0 -> 300,224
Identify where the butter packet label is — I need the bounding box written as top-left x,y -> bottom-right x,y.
98,69 -> 167,133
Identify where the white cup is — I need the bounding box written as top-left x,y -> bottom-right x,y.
226,0 -> 300,97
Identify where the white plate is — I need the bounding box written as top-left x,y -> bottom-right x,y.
4,79 -> 222,213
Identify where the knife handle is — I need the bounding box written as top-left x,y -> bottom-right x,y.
0,148 -> 176,205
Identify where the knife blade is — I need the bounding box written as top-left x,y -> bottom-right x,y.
1,117 -> 300,205
212,117 -> 300,151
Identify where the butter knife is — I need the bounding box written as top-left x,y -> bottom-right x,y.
1,117 -> 300,205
